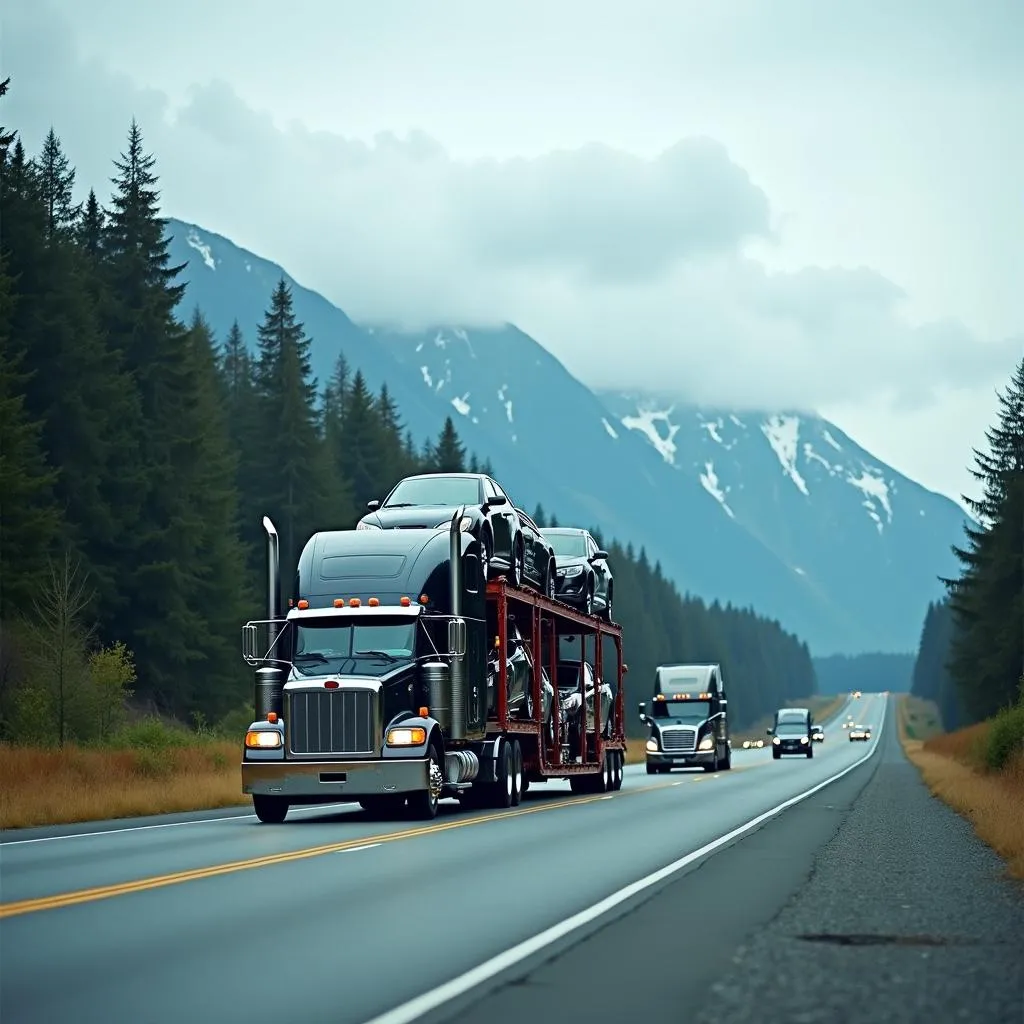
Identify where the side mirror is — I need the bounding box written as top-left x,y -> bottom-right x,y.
638,702 -> 647,716
366,499 -> 380,511
591,550 -> 609,562
766,728 -> 773,736
487,495 -> 508,507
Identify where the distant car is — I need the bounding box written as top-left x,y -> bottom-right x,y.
541,527 -> 614,620
848,724 -> 871,741
811,725 -> 825,743
357,472 -> 556,595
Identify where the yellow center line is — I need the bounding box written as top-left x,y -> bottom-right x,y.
0,777 -> 697,920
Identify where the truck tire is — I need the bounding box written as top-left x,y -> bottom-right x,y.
407,744 -> 443,820
772,749 -> 781,760
806,745 -> 814,759
490,740 -> 515,809
646,762 -> 656,775
510,740 -> 523,806
252,795 -> 289,824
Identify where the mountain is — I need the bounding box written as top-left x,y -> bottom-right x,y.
165,217 -> 971,657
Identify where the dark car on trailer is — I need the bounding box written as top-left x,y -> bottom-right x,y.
358,472 -> 556,596
541,527 -> 614,620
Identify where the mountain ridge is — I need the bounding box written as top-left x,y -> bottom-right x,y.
166,216 -> 970,657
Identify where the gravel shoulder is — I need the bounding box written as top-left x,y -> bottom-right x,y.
435,701 -> 1024,1024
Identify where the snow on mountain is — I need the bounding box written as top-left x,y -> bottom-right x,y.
166,218 -> 971,657
598,389 -> 971,653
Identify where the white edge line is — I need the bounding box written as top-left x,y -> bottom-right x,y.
344,843 -> 382,854
357,697 -> 887,1024
0,801 -> 356,847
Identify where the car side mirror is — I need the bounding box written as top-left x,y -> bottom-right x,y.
487,495 -> 508,507
366,499 -> 380,511
591,550 -> 609,561
766,728 -> 773,736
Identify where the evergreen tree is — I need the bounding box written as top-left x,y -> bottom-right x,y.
35,128 -> 80,241
532,503 -> 547,528
432,416 -> 466,472
945,356 -> 1024,720
336,369 -> 384,506
0,256 -> 62,618
252,278 -> 326,587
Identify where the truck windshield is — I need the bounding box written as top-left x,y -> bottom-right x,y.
385,476 -> 481,507
547,533 -> 587,557
776,721 -> 808,735
652,699 -> 711,721
292,618 -> 416,676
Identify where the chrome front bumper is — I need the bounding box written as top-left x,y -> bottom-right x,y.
646,750 -> 715,768
242,757 -> 429,800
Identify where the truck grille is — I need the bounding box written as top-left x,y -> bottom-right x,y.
661,727 -> 697,753
288,689 -> 376,756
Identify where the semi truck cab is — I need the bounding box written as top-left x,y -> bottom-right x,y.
639,663 -> 731,774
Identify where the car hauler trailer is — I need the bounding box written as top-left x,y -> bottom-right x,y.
239,510 -> 627,823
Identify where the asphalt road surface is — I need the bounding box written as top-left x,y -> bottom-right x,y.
3,694 -> 1016,1024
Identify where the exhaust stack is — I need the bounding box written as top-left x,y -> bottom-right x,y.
447,507 -> 467,739
256,516 -> 285,722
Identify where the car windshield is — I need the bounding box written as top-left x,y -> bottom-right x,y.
384,476 -> 480,507
291,618 -> 416,676
547,533 -> 587,557
652,699 -> 710,722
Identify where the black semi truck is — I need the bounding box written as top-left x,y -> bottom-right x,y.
638,662 -> 732,773
240,510 -> 627,823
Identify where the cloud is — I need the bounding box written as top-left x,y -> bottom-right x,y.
4,0 -> 1019,419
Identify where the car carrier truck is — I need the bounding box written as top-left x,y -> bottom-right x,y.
239,510 -> 627,823
638,662 -> 732,773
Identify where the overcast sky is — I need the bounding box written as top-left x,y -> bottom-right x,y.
4,0 -> 1021,507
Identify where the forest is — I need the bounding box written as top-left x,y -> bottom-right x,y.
910,353 -> 1024,756
0,87 -> 818,747
812,652 -> 914,695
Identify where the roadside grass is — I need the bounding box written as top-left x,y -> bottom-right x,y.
0,719 -> 249,830
898,695 -> 1024,881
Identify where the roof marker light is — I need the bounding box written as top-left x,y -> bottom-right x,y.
297,599 -> 309,610
349,598 -> 361,607
419,594 -> 429,605
267,712 -> 278,724
400,596 -> 411,607
368,597 -> 380,607
334,599 -> 345,608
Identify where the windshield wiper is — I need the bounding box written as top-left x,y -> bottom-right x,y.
355,650 -> 402,663
383,502 -> 415,508
293,652 -> 330,664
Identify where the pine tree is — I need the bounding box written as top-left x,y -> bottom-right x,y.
336,370 -> 386,505
34,128 -> 80,241
533,503 -> 547,528
0,76 -> 16,160
76,189 -> 104,259
432,417 -> 466,472
0,256 -> 62,618
945,356 -> 1024,719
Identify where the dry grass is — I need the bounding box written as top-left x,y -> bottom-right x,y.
0,742 -> 248,831
898,698 -> 1024,880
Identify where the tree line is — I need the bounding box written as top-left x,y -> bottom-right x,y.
0,90 -> 817,745
911,354 -> 1024,749
812,652 -> 914,695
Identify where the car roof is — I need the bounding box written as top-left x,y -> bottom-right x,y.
542,527 -> 588,535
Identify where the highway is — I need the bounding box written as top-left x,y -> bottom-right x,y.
0,694 -> 974,1023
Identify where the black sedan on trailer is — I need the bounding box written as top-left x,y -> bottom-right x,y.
357,472 -> 556,596
541,527 -> 614,620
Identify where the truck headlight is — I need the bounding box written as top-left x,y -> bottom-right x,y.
356,520 -> 381,531
800,735 -> 809,744
698,733 -> 715,751
387,726 -> 427,746
772,736 -> 781,745
646,738 -> 658,752
245,729 -> 282,749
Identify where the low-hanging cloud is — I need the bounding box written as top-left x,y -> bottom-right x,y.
5,1 -> 1019,417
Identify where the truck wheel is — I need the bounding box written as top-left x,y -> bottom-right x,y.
806,746 -> 814,759
407,744 -> 443,820
721,747 -> 732,770
490,740 -> 514,809
772,749 -> 780,760
252,795 -> 289,824
646,762 -> 656,775
510,740 -> 523,806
